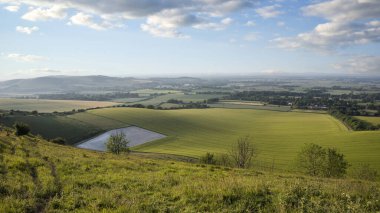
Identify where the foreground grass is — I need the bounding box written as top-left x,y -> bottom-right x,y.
0,98 -> 119,113
0,131 -> 379,212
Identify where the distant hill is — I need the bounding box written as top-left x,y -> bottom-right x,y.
0,75 -> 204,96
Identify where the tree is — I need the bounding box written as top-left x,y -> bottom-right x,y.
106,131 -> 130,154
229,136 -> 257,168
297,143 -> 326,176
298,144 -> 349,178
324,148 -> 349,178
13,122 -> 30,136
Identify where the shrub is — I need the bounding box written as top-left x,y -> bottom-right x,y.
50,137 -> 66,145
353,163 -> 378,181
200,152 -> 216,164
13,122 -> 30,136
106,131 -> 130,154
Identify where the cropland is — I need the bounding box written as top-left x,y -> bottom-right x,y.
2,107 -> 380,173
0,130 -> 379,212
0,98 -> 119,113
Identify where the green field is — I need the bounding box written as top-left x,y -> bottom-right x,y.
1,131 -> 379,212
134,93 -> 224,106
3,108 -> 380,172
209,103 -> 291,111
355,116 -> 380,126
0,98 -> 119,112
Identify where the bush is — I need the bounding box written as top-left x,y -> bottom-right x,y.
353,163 -> 378,181
200,152 -> 216,164
106,131 -> 130,154
50,137 -> 66,145
297,143 -> 349,178
13,122 -> 30,136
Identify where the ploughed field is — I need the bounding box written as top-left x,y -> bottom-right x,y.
3,108 -> 380,172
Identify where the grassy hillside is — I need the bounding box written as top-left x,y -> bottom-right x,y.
0,130 -> 379,212
0,98 -> 119,113
3,108 -> 379,172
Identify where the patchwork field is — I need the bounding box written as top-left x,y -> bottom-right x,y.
355,116 -> 380,126
0,98 -> 119,112
3,108 -> 379,172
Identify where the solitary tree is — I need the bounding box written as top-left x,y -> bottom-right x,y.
13,122 -> 30,136
297,143 -> 326,176
229,136 -> 257,168
106,131 -> 130,154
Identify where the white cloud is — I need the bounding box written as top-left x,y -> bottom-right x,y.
68,12 -> 117,31
4,5 -> 19,12
334,55 -> 380,73
245,20 -> 256,27
275,0 -> 380,51
7,53 -> 47,62
22,5 -> 67,21
3,0 -> 256,37
193,17 -> 233,31
255,4 -> 283,19
16,26 -> 39,34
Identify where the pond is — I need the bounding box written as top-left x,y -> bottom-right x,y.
76,126 -> 166,151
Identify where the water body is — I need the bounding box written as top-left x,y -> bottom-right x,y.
76,126 -> 166,151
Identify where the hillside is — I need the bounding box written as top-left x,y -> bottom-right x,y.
0,129 -> 379,212
0,76 -> 205,96
2,108 -> 380,172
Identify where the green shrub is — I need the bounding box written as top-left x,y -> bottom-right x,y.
353,163 -> 378,181
50,137 -> 66,145
13,122 -> 30,136
200,152 -> 216,164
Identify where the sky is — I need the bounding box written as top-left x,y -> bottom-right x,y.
0,0 -> 379,80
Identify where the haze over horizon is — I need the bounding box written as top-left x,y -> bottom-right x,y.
1,0 -> 380,80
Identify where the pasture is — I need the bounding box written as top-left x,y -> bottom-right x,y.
4,107 -> 379,172
0,98 -> 119,112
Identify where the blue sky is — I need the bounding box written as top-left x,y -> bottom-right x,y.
0,0 -> 379,80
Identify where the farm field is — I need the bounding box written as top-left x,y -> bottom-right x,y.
0,98 -> 119,112
355,116 -> 380,126
1,131 -> 379,212
134,93 -> 224,106
209,103 -> 291,111
4,107 -> 380,172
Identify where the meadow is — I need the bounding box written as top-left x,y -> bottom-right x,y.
3,108 -> 379,172
0,98 -> 119,113
0,130 -> 379,212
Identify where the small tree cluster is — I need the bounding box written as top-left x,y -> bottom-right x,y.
106,131 -> 130,155
13,122 -> 30,136
297,143 -> 349,178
